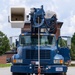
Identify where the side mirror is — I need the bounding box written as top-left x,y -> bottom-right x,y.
57,36 -> 71,49
9,37 -> 12,46
9,37 -> 19,50
9,37 -> 13,49
67,37 -> 71,49
16,39 -> 19,47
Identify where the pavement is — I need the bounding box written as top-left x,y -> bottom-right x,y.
71,61 -> 75,64
67,67 -> 75,75
0,67 -> 11,75
0,67 -> 75,75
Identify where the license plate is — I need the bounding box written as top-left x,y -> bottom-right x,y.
56,67 -> 63,71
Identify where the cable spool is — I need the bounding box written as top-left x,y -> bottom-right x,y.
45,11 -> 57,33
30,5 -> 45,28
30,6 -> 57,34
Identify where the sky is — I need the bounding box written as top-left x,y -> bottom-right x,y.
0,0 -> 75,38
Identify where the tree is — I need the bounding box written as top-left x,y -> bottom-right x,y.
71,33 -> 75,60
71,43 -> 75,60
0,31 -> 10,55
12,43 -> 16,49
71,33 -> 75,44
58,38 -> 67,47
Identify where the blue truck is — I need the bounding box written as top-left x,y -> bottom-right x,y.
9,5 -> 71,75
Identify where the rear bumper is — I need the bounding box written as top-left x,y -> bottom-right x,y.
11,65 -> 67,73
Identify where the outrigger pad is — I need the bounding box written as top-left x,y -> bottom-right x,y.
10,7 -> 25,28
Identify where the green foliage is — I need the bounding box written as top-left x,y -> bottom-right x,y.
58,38 -> 67,47
58,35 -> 75,60
71,33 -> 75,44
12,43 -> 16,49
71,33 -> 75,60
0,31 -> 10,55
0,63 -> 11,67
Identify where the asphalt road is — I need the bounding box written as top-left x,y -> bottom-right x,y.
0,67 -> 75,75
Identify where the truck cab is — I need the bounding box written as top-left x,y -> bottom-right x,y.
11,33 -> 70,75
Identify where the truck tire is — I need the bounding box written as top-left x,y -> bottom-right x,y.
12,73 -> 18,75
59,73 -> 66,75
12,72 -> 28,75
44,73 -> 61,75
63,72 -> 66,75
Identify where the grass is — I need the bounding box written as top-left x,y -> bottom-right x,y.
0,63 -> 11,68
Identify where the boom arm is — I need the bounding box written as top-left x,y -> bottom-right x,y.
9,5 -> 57,34
30,5 -> 57,33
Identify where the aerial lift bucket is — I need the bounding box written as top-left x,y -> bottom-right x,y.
9,7 -> 25,28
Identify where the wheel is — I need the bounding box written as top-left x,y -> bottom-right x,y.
38,73 -> 66,75
58,73 -> 67,75
12,72 -> 28,75
62,72 -> 67,75
12,73 -> 18,75
44,73 -> 59,75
